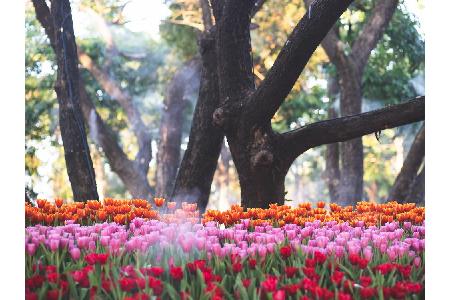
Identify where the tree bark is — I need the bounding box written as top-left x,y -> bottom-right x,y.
405,165 -> 425,205
156,58 -> 200,198
388,124 -> 425,202
337,62 -> 364,205
171,31 -> 224,213
325,77 -> 340,202
50,0 -> 99,201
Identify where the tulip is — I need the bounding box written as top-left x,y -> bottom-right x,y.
26,243 -> 37,256
414,256 -> 421,267
49,239 -> 60,252
70,247 -> 81,260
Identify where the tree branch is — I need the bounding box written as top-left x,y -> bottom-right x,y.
78,83 -> 152,198
282,96 -> 424,159
246,0 -> 353,124
351,0 -> 399,71
78,50 -> 152,173
303,0 -> 346,68
32,0 -> 57,49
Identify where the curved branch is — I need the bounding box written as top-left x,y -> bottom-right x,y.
282,96 -> 424,159
78,84 -> 152,198
246,0 -> 353,124
78,50 -> 152,173
351,0 -> 399,71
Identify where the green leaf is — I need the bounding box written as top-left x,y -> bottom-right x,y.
164,282 -> 179,300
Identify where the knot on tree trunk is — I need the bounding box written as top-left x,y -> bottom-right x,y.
251,150 -> 274,168
212,107 -> 226,127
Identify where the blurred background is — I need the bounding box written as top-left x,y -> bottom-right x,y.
25,0 -> 424,209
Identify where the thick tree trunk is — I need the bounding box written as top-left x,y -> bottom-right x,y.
228,125 -> 290,209
337,67 -> 364,206
156,58 -> 200,198
171,32 -> 223,213
405,166 -> 425,205
325,77 -> 340,202
388,124 -> 425,202
51,0 -> 98,201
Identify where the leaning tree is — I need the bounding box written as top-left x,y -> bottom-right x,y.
173,0 -> 424,211
32,0 -> 99,201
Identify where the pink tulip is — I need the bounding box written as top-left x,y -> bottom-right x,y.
49,239 -> 60,252
26,243 -> 37,256
70,247 -> 81,260
363,247 -> 373,261
414,256 -> 421,267
257,245 -> 267,258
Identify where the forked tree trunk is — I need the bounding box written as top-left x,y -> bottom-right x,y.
51,0 -> 98,201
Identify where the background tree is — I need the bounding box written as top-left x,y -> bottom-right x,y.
34,0 -> 99,201
322,0 -> 424,203
31,0 -> 199,199
388,124 -> 424,202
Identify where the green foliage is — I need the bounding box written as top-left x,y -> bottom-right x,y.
160,22 -> 198,60
363,5 -> 424,102
272,85 -> 327,132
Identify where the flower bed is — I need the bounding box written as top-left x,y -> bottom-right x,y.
25,200 -> 425,299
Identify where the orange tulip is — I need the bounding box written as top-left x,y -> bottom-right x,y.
154,198 -> 165,207
54,198 -> 64,208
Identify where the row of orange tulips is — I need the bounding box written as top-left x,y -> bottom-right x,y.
202,201 -> 425,227
26,198 -> 199,226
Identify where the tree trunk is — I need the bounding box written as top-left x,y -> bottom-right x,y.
388,124 -> 425,202
32,0 -> 151,199
171,32 -> 224,213
51,0 -> 98,201
337,67 -> 364,206
228,125 -> 290,209
90,145 -> 107,199
405,165 -> 425,205
156,58 -> 200,198
325,76 -> 340,202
